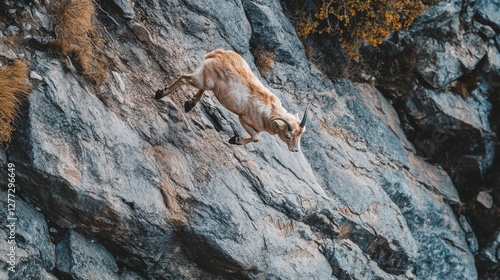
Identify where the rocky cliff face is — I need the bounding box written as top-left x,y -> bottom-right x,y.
0,0 -> 497,279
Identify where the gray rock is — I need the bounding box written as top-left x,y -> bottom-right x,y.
322,239 -> 405,280
128,21 -> 153,43
404,83 -> 495,181
405,86 -> 491,136
113,0 -> 135,20
4,25 -> 20,36
242,0 -> 306,66
0,146 -> 5,167
30,6 -> 52,32
30,35 -> 52,47
110,84 -> 125,104
56,230 -> 119,280
475,0 -> 500,30
414,32 -> 487,89
8,259 -> 58,280
0,190 -> 56,279
242,0 -> 328,91
22,23 -> 31,32
415,36 -> 462,88
29,71 -> 43,81
375,3 -> 499,273
458,215 -> 479,254
338,98 -> 408,167
477,229 -> 500,271
410,0 -> 462,31
486,44 -> 500,76
173,0 -> 252,56
474,21 -> 496,39
477,191 -> 494,209
462,33 -> 488,70
120,269 -> 144,279
303,83 -> 475,279
112,71 -> 126,92
9,57 -> 171,272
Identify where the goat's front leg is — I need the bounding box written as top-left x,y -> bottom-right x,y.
155,74 -> 193,100
184,89 -> 205,112
229,118 -> 260,145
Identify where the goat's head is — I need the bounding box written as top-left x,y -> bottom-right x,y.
272,104 -> 310,152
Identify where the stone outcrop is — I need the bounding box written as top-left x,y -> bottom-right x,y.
359,0 -> 500,277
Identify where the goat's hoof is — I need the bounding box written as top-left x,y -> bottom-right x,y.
155,89 -> 164,100
228,136 -> 239,145
184,101 -> 196,113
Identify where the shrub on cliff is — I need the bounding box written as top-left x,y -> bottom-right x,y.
253,46 -> 276,76
54,0 -> 107,84
287,0 -> 437,59
0,60 -> 30,143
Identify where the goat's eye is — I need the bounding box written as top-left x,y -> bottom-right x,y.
286,134 -> 291,140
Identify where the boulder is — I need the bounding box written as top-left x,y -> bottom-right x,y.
476,229 -> 500,272
55,230 -> 119,280
0,190 -> 56,280
410,0 -> 462,31
475,0 -> 500,30
414,31 -> 487,89
405,86 -> 491,137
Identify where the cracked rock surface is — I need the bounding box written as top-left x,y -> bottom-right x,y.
0,0 -> 486,279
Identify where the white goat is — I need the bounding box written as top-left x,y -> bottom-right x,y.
155,49 -> 309,152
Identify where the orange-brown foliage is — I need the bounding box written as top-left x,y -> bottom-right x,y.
0,60 -> 30,143
291,0 -> 437,59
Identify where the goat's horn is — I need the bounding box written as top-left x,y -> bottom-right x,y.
273,118 -> 293,131
300,103 -> 311,128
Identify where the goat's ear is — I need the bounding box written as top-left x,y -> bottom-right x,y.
271,119 -> 286,133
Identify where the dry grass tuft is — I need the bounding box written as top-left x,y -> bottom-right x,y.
253,46 -> 276,76
452,71 -> 480,99
54,0 -> 107,84
339,223 -> 351,237
3,36 -> 22,48
0,60 -> 30,143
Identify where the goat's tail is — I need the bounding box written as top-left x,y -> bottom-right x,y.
204,49 -> 225,59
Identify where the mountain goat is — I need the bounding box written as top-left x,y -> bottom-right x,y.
155,49 -> 309,152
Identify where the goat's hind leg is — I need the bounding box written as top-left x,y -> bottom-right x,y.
229,118 -> 261,145
155,74 -> 193,100
184,89 -> 205,112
